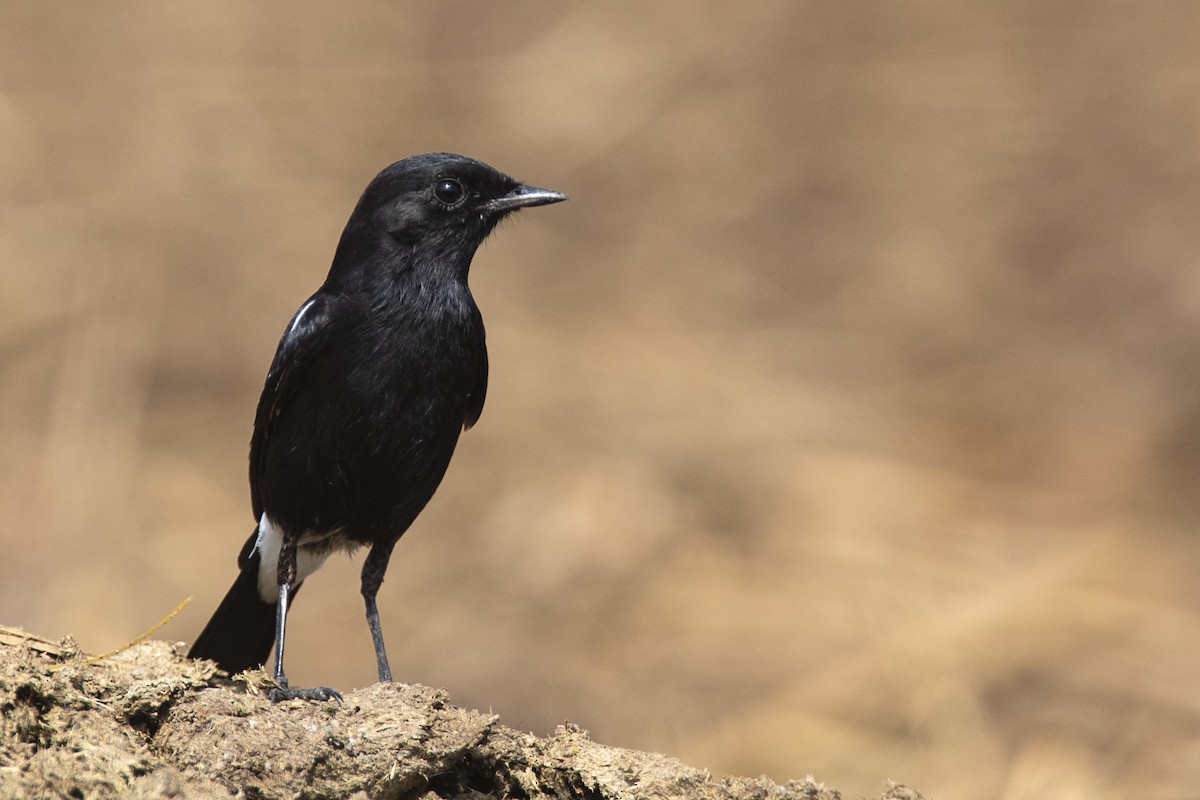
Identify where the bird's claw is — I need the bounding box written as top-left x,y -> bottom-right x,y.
269,685 -> 343,703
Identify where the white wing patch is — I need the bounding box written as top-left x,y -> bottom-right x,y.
288,298 -> 317,338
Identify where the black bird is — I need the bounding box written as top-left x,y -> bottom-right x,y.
188,153 -> 566,701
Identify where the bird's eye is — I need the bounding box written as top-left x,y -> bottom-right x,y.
433,177 -> 466,207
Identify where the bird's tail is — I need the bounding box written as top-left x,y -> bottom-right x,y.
188,529 -> 289,674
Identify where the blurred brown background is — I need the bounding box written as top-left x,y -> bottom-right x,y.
3,3 -> 1200,798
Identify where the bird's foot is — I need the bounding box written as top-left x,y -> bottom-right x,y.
268,683 -> 342,703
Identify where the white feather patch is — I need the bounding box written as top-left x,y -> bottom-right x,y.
252,513 -> 332,603
288,298 -> 316,338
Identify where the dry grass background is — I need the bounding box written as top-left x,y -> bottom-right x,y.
2,4 -> 1200,798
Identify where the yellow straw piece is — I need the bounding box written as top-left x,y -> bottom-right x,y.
48,596 -> 193,672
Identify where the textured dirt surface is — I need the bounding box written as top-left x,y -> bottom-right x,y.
0,635 -> 922,800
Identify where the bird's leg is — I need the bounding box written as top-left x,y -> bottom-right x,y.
268,537 -> 341,703
273,579 -> 290,686
361,540 -> 397,683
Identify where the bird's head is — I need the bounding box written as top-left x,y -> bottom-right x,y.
327,153 -> 566,289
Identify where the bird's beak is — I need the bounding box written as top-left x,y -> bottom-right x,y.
485,184 -> 568,213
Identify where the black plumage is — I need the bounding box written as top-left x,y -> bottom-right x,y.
188,153 -> 566,701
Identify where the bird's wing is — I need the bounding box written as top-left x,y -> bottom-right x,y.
249,293 -> 333,520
